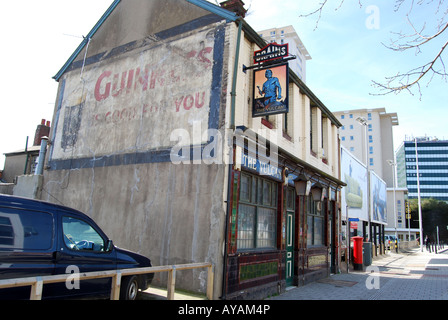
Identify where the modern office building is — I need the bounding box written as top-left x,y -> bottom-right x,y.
334,108 -> 416,243
258,25 -> 311,82
396,137 -> 448,201
333,108 -> 399,188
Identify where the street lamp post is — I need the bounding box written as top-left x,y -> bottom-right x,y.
387,159 -> 398,252
415,138 -> 424,252
356,117 -> 370,241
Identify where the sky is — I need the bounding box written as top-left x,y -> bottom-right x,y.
0,0 -> 114,168
0,0 -> 447,169
243,0 -> 448,141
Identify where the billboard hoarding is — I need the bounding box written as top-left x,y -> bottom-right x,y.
340,147 -> 368,221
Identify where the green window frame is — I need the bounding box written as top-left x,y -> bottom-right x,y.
237,173 -> 278,250
306,195 -> 325,247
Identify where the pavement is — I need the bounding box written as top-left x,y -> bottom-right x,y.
269,246 -> 448,300
138,246 -> 448,301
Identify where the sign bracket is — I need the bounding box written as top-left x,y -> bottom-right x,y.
243,55 -> 297,73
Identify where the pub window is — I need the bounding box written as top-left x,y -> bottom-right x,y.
283,112 -> 288,133
310,108 -> 314,152
286,188 -> 295,211
306,195 -> 324,246
237,173 -> 278,250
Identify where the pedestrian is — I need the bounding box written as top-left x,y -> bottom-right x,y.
425,235 -> 431,252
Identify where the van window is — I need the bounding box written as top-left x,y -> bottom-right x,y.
0,209 -> 53,250
62,216 -> 106,252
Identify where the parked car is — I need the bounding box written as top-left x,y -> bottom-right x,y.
0,194 -> 153,300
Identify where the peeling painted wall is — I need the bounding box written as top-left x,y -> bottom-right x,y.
52,27 -> 219,161
44,14 -> 231,297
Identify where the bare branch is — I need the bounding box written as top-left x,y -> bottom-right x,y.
298,0 -> 330,30
299,0 -> 363,30
371,0 -> 448,96
299,0 -> 448,96
371,39 -> 448,98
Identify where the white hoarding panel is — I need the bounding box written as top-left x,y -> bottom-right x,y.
341,147 -> 368,221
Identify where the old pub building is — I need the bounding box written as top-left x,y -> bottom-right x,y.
222,20 -> 345,297
42,0 -> 345,299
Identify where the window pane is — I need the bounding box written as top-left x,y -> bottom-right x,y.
310,197 -> 317,215
237,173 -> 278,251
240,174 -> 251,202
272,184 -> 277,207
0,216 -> 13,246
314,217 -> 324,246
286,188 -> 294,210
237,204 -> 255,249
263,180 -> 272,205
307,215 -> 313,246
0,209 -> 53,250
251,176 -> 257,203
256,207 -> 276,248
257,177 -> 263,204
62,216 -> 106,252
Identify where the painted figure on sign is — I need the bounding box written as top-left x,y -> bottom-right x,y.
257,69 -> 282,106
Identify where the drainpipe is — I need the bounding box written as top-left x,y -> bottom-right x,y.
23,136 -> 29,175
222,18 -> 243,300
35,137 -> 49,175
230,19 -> 243,129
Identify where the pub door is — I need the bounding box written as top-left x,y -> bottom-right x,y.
286,211 -> 294,286
329,201 -> 336,273
285,188 -> 295,287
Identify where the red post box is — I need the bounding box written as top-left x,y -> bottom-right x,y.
352,236 -> 363,270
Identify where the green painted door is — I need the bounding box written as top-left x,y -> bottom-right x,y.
286,212 -> 294,286
285,188 -> 295,287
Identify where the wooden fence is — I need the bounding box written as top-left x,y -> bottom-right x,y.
0,262 -> 214,300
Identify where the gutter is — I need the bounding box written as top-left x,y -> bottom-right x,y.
53,0 -> 237,82
186,0 -> 238,22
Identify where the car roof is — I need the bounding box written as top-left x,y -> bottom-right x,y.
0,194 -> 87,219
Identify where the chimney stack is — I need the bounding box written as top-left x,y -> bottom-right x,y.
220,0 -> 247,18
33,119 -> 51,146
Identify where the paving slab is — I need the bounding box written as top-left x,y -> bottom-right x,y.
269,248 -> 448,300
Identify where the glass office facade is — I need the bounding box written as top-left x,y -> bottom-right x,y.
397,139 -> 448,201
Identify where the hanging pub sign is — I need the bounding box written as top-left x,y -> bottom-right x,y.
253,63 -> 289,117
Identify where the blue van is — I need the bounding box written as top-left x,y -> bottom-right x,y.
0,194 -> 153,300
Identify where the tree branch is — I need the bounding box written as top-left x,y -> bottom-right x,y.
371,38 -> 448,98
298,0 -> 362,30
372,0 -> 448,97
299,0 -> 448,97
